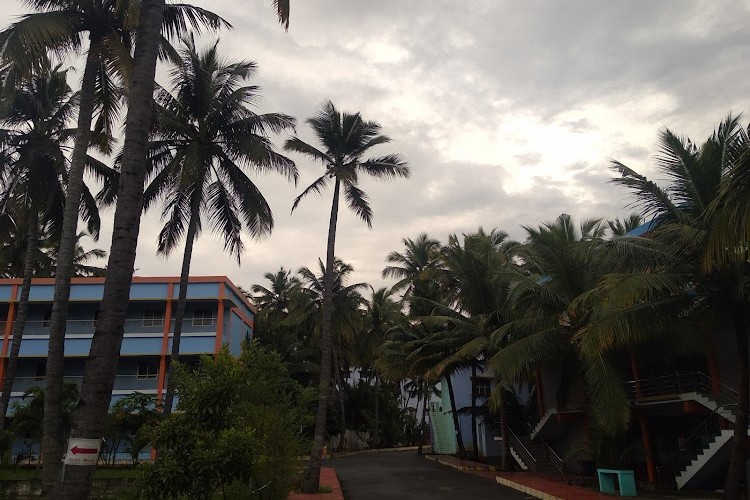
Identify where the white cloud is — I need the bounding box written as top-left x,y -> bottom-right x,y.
1,0 -> 749,293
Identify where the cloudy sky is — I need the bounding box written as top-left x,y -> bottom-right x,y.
2,0 -> 750,295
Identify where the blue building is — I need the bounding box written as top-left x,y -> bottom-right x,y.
0,276 -> 255,413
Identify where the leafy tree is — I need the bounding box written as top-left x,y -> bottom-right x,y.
10,384 -> 79,465
137,343 -> 314,500
103,393 -> 159,465
285,100 -> 409,492
144,38 -> 296,416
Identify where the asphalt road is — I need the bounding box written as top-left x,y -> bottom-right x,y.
328,451 -> 531,499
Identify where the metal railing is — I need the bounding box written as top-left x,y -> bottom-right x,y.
657,403 -> 737,486
527,422 -> 564,474
10,375 -> 160,394
507,426 -> 537,471
7,317 -> 217,337
625,371 -> 738,406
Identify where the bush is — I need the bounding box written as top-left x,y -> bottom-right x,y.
135,342 -> 315,499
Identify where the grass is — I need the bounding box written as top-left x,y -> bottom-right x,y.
0,465 -> 140,481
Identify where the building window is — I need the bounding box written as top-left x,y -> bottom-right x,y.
142,309 -> 164,327
192,309 -> 214,327
137,362 -> 159,380
34,363 -> 46,381
475,378 -> 491,397
42,311 -> 52,328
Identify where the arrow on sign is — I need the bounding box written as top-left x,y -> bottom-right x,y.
71,446 -> 98,455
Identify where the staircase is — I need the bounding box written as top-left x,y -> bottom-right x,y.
507,427 -> 563,474
429,402 -> 457,454
659,404 -> 745,490
623,372 -> 747,489
675,429 -> 733,489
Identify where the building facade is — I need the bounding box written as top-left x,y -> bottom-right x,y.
0,276 -> 255,414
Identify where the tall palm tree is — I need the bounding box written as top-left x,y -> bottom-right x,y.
382,233 -> 443,293
58,0 -> 279,495
582,115 -> 749,499
251,267 -> 302,319
251,267 -> 318,384
286,101 -> 409,492
0,63 -> 108,431
428,228 -> 515,465
0,226 -> 106,278
358,287 -> 403,447
144,38 -> 296,416
0,2 -> 231,489
487,214 -> 640,437
297,258 -> 367,452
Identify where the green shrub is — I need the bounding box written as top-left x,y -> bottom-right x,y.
135,342 -> 315,499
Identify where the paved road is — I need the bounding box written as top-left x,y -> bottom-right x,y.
329,451 -> 531,499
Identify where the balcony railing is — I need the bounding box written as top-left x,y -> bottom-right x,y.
625,371 -> 738,405
8,318 -> 217,337
10,375 -> 160,394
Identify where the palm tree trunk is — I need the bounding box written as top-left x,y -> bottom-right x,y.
0,209 -> 38,430
57,2 -> 165,497
373,375 -> 380,448
444,374 -> 466,457
722,305 -> 748,500
499,388 -> 512,471
471,364 -> 479,460
42,48 -> 99,492
162,194 -> 201,417
302,178 -> 340,493
418,382 -> 428,454
332,346 -> 346,452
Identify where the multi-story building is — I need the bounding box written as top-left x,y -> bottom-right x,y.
430,222 -> 750,494
0,276 -> 255,413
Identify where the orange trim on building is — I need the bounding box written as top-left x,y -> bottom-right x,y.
705,336 -> 721,395
156,283 -> 174,408
534,369 -> 545,416
640,417 -> 656,483
0,275 -> 258,314
214,285 -> 225,353
0,285 -> 18,385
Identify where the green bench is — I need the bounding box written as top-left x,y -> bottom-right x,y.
597,468 -> 637,497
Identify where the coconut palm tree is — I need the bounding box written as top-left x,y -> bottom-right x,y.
426,228 -> 516,465
143,38 -> 296,416
487,214 -> 641,437
382,233 -> 443,293
296,258 -> 367,451
286,101 -> 409,492
607,213 -> 643,237
58,0 -> 274,495
252,267 -> 302,318
582,115 -> 749,499
0,63 -> 108,432
0,2 -> 231,489
251,267 -> 319,384
359,287 -> 404,446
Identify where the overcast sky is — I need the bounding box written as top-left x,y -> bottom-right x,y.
2,0 -> 749,296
